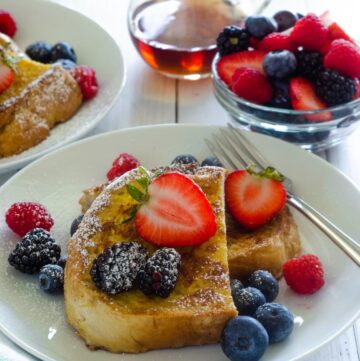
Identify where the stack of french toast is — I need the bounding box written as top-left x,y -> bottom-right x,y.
64,162 -> 301,353
0,33 -> 82,158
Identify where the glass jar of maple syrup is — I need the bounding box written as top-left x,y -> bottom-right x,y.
128,0 -> 270,80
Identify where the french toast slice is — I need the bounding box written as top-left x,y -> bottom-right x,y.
65,166 -> 237,353
0,39 -> 82,158
79,165 -> 301,280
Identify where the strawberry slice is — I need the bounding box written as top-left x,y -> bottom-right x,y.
225,168 -> 286,230
0,61 -> 14,93
289,77 -> 332,122
217,50 -> 266,86
320,11 -> 356,44
135,172 -> 217,247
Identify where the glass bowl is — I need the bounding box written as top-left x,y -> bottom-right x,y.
212,53 -> 360,152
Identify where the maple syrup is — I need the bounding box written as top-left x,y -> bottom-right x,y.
128,0 -> 246,79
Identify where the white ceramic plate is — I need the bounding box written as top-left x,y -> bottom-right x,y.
0,0 -> 125,174
0,124 -> 359,361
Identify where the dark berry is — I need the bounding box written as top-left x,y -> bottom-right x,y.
296,50 -> 323,81
297,13 -> 304,19
137,248 -> 181,298
316,70 -> 357,106
216,26 -> 250,56
8,228 -> 61,274
264,50 -> 297,79
57,257 -> 67,269
171,154 -> 199,165
230,278 -> 244,301
245,16 -> 278,39
39,264 -> 64,293
273,10 -> 298,32
49,42 -> 77,63
91,242 -> 147,295
25,41 -> 52,63
232,287 -> 266,316
201,156 -> 224,167
221,316 -> 269,361
254,303 -> 294,343
246,270 -> 279,302
54,58 -> 77,71
70,215 -> 83,236
268,79 -> 291,109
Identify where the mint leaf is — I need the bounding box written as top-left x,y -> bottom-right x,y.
126,184 -> 145,202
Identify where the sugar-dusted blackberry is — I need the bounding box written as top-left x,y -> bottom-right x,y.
8,228 -> 61,274
39,264 -> 64,293
138,248 -> 181,298
216,26 -> 250,56
296,50 -> 323,81
90,242 -> 147,295
316,69 -> 357,106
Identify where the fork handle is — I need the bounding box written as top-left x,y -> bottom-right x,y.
287,193 -> 360,267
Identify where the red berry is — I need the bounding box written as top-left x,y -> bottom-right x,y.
283,254 -> 325,295
217,50 -> 266,86
106,152 -> 140,181
249,36 -> 261,49
0,62 -> 14,93
5,202 -> 54,237
0,10 -> 17,38
70,65 -> 99,100
324,39 -> 360,78
135,172 -> 217,246
231,67 -> 273,105
258,33 -> 297,52
291,14 -> 328,50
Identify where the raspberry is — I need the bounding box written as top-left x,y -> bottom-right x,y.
5,202 -> 54,237
70,65 -> 99,100
290,14 -> 328,51
231,67 -> 273,104
258,33 -> 297,52
0,10 -> 17,38
106,152 -> 140,181
283,254 -> 324,295
324,39 -> 360,78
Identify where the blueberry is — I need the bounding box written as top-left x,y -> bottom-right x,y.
171,154 -> 199,165
273,10 -> 298,32
49,42 -> 77,63
70,215 -> 83,236
54,58 -> 77,71
221,316 -> 269,361
201,156 -> 224,167
254,303 -> 294,343
232,286 -> 266,315
230,278 -> 244,300
264,50 -> 297,79
245,16 -> 277,39
39,264 -> 64,293
268,79 -> 291,109
246,270 -> 279,302
25,41 -> 52,63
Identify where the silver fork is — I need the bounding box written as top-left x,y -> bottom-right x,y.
205,123 -> 360,267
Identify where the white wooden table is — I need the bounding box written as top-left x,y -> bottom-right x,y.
0,0 -> 360,360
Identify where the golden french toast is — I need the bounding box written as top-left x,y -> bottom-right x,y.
79,164 -> 301,280
65,166 -> 237,353
0,38 -> 82,158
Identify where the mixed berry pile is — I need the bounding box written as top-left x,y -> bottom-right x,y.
216,11 -> 360,120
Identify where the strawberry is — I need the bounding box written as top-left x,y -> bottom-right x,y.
225,167 -> 286,230
129,171 -> 217,247
320,11 -> 355,44
324,39 -> 360,78
354,79 -> 360,99
231,67 -> 272,104
258,33 -> 297,52
0,60 -> 14,93
0,10 -> 17,38
217,50 -> 266,86
289,77 -> 332,122
290,14 -> 328,51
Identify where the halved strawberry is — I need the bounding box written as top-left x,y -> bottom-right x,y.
225,168 -> 286,230
217,50 -> 266,86
289,77 -> 332,122
135,172 -> 217,247
0,61 -> 14,93
320,11 -> 356,44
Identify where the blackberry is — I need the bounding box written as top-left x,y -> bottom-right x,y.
216,26 -> 250,56
90,242 -> 147,295
171,154 -> 199,165
8,228 -> 61,274
296,50 -> 323,81
39,264 -> 64,293
70,215 -> 83,236
316,70 -> 357,106
138,248 -> 181,298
